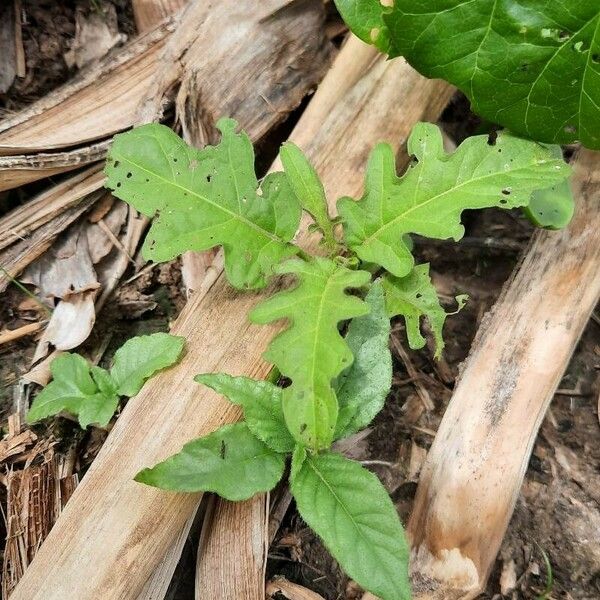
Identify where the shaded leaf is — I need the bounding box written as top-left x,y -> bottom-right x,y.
291,452 -> 411,600
335,280 -> 392,439
523,146 -> 575,229
334,0 -> 391,51
110,333 -> 185,397
338,123 -> 571,277
250,257 -> 370,450
135,423 -> 285,500
194,373 -> 294,453
105,119 -> 301,289
383,264 -> 467,358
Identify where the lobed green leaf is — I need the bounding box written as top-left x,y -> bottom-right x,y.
383,264 -> 467,359
135,423 -> 285,500
105,119 -> 301,289
291,452 -> 411,600
280,142 -> 337,248
250,257 -> 370,450
338,123 -> 571,278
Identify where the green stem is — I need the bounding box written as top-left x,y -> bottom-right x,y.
0,266 -> 52,316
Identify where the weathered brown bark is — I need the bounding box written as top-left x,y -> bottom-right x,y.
10,34 -> 453,600
407,148 -> 600,599
195,36 -> 455,599
132,0 -> 187,33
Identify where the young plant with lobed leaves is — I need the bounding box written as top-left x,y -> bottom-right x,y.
27,333 -> 185,429
103,118 -> 570,600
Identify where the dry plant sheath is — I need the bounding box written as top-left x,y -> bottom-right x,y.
408,148 -> 600,598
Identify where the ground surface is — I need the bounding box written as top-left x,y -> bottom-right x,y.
0,3 -> 599,599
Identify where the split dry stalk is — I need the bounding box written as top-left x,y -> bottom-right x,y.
407,147 -> 600,599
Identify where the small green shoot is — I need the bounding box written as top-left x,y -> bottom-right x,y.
27,333 -> 185,428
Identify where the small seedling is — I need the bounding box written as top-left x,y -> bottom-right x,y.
27,333 -> 185,428
101,119 -> 570,599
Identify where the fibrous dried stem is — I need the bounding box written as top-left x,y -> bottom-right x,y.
408,148 -> 600,599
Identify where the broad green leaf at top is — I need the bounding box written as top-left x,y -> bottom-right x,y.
110,333 -> 185,397
105,118 -> 301,289
338,123 -> 571,278
291,452 -> 411,600
135,422 -> 285,500
250,257 -> 370,450
280,142 -> 337,249
334,0 -> 391,52
194,373 -> 295,453
27,354 -> 118,429
335,0 -> 600,149
383,264 -> 468,359
335,281 -> 392,439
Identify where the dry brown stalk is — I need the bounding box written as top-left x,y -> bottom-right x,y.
407,147 -> 600,599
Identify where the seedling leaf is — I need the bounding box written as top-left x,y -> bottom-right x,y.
194,373 -> 294,453
27,354 -> 118,428
105,118 -> 301,289
383,264 -> 467,358
338,123 -> 571,278
280,142 -> 337,248
110,333 -> 185,397
335,280 -> 392,439
291,452 -> 411,600
135,422 -> 285,500
250,257 -> 370,450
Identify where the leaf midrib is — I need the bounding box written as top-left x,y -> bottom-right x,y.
359,158 -> 557,247
113,150 -> 285,246
306,457 -> 399,588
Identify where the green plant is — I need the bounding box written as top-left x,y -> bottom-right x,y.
334,0 -> 600,150
102,118 -> 570,599
27,333 -> 185,428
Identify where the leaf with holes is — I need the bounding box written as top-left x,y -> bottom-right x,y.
383,264 -> 467,359
105,118 -> 301,289
291,452 -> 411,600
250,257 -> 370,450
110,332 -> 185,397
194,373 -> 295,453
334,280 -> 392,439
335,0 -> 600,149
135,423 -> 285,500
338,122 -> 571,278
